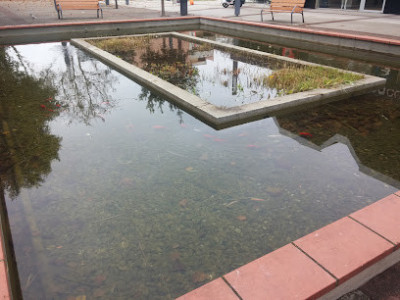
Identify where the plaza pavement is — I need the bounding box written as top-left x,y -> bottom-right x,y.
1,0 -> 400,42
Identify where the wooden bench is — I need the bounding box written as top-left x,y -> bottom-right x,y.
261,0 -> 305,24
53,0 -> 103,19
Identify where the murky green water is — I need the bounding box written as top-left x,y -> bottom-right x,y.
0,39 -> 399,299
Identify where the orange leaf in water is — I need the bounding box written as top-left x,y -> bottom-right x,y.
250,197 -> 266,201
237,215 -> 247,221
192,271 -> 209,283
94,274 -> 106,285
179,199 -> 188,208
185,167 -> 194,172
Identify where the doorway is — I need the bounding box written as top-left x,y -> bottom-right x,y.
360,0 -> 386,11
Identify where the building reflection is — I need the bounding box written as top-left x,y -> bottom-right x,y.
274,91 -> 400,188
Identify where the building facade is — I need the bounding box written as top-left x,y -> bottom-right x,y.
305,0 -> 400,14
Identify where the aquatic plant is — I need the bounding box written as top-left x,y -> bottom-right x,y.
263,65 -> 364,95
88,36 -> 154,55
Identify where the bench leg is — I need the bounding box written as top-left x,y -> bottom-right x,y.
270,11 -> 274,21
261,10 -> 263,22
302,11 -> 304,23
291,12 -> 293,24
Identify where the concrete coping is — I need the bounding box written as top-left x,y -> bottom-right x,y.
177,192 -> 400,299
71,32 -> 386,129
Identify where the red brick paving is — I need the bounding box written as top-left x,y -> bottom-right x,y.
294,217 -> 394,284
350,194 -> 400,248
224,244 -> 336,299
176,278 -> 239,300
0,231 -> 10,299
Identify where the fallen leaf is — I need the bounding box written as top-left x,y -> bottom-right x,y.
250,197 -> 266,201
246,144 -> 259,149
192,271 -> 209,283
170,251 -> 181,261
179,199 -> 188,208
266,186 -> 283,196
237,215 -> 247,221
185,166 -> 194,172
299,131 -> 312,138
93,288 -> 106,298
94,274 -> 106,285
152,125 -> 165,129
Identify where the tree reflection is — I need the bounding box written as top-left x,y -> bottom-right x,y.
0,47 -> 61,198
0,42 -> 123,197
49,42 -> 119,125
135,36 -> 200,123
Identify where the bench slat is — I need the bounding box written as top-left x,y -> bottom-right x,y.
54,0 -> 102,19
271,1 -> 305,3
270,5 -> 304,12
57,0 -> 100,2
58,3 -> 100,9
261,0 -> 305,23
270,1 -> 305,3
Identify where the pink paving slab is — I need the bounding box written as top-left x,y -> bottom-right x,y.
0,262 -> 10,299
294,217 -> 394,284
350,193 -> 400,248
176,278 -> 239,300
223,244 -> 336,299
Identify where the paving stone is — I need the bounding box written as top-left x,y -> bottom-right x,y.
224,244 -> 336,299
176,278 -> 239,300
0,262 -> 10,299
351,193 -> 400,248
294,217 -> 394,284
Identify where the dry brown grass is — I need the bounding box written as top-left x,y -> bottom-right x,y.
263,65 -> 364,95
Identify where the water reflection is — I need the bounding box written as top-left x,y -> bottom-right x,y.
0,46 -> 61,198
275,94 -> 400,188
1,41 -> 399,300
90,35 -> 283,108
193,31 -> 400,187
195,30 -> 400,92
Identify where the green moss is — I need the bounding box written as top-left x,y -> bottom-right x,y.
263,65 -> 364,95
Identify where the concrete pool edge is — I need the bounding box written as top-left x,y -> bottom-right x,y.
177,192 -> 400,300
1,17 -> 400,62
71,33 -> 385,130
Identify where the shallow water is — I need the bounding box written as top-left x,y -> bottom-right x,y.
0,40 -> 399,299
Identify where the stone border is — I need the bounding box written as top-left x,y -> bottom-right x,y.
71,32 -> 385,129
2,17 -> 400,65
